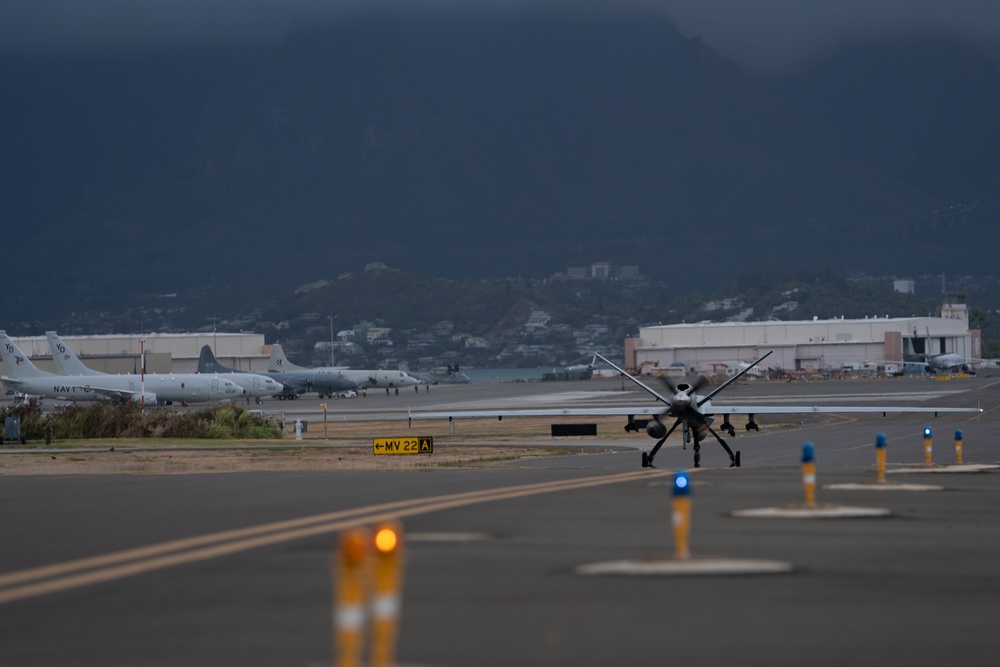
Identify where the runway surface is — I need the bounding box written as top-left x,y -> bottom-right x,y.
255,373 -> 991,425
1,376 -> 998,666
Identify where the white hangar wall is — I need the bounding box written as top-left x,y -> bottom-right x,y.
8,333 -> 269,374
629,316 -> 979,373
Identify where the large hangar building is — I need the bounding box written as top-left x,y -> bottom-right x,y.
8,333 -> 269,375
625,299 -> 979,374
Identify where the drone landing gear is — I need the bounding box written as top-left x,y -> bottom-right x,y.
643,434 -> 668,468
642,419 -> 679,468
707,424 -> 740,468
722,415 -> 736,437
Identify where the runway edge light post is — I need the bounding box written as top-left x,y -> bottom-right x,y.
370,522 -> 405,667
876,433 -> 887,483
923,426 -> 933,467
802,443 -> 816,507
672,470 -> 691,560
333,528 -> 371,667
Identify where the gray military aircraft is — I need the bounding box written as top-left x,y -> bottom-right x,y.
198,345 -> 356,400
563,354 -> 598,375
904,329 -> 976,373
47,332 -> 285,401
269,343 -> 420,389
409,351 -> 982,468
920,353 -> 974,374
400,362 -> 470,385
1,331 -> 245,405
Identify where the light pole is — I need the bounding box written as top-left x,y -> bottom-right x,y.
208,316 -> 218,354
329,315 -> 337,366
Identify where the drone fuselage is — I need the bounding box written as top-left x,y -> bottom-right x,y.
646,394 -> 715,440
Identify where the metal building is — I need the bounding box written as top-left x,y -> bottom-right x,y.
626,299 -> 979,375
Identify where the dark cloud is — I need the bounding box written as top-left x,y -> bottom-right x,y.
0,0 -> 539,53
3,0 -> 999,70
655,0 -> 1000,70
2,0 -> 301,52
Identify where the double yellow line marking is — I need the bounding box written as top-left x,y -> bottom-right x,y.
0,469 -> 669,605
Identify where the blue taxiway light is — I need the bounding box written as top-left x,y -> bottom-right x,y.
955,429 -> 963,440
876,432 -> 887,449
802,442 -> 815,463
673,471 -> 691,497
924,426 -> 933,438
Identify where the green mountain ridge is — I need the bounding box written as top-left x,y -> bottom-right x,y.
2,12 -> 999,322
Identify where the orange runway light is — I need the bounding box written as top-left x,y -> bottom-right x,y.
370,521 -> 405,667
333,528 -> 371,667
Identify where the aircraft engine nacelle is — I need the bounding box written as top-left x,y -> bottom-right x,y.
646,419 -> 667,439
129,392 -> 157,405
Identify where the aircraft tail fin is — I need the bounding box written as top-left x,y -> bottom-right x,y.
197,345 -> 234,374
45,331 -> 103,376
0,331 -> 53,379
268,343 -> 308,372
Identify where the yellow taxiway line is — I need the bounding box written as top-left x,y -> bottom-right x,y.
0,468 -> 671,605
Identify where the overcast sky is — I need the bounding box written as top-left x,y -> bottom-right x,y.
4,0 -> 999,71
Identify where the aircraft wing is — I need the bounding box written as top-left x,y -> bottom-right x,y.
410,407 -> 666,420
409,404 -> 980,420
704,405 -> 981,415
57,383 -> 138,401
89,388 -> 139,400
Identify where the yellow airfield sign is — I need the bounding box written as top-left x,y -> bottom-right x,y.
373,436 -> 434,455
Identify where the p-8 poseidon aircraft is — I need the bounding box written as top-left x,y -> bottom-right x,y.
45,332 -> 284,401
269,343 -> 419,389
196,345 -> 352,400
1,332 -> 245,405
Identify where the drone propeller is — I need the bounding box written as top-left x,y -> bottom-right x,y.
657,374 -> 678,395
656,372 -> 709,401
688,373 -> 709,394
